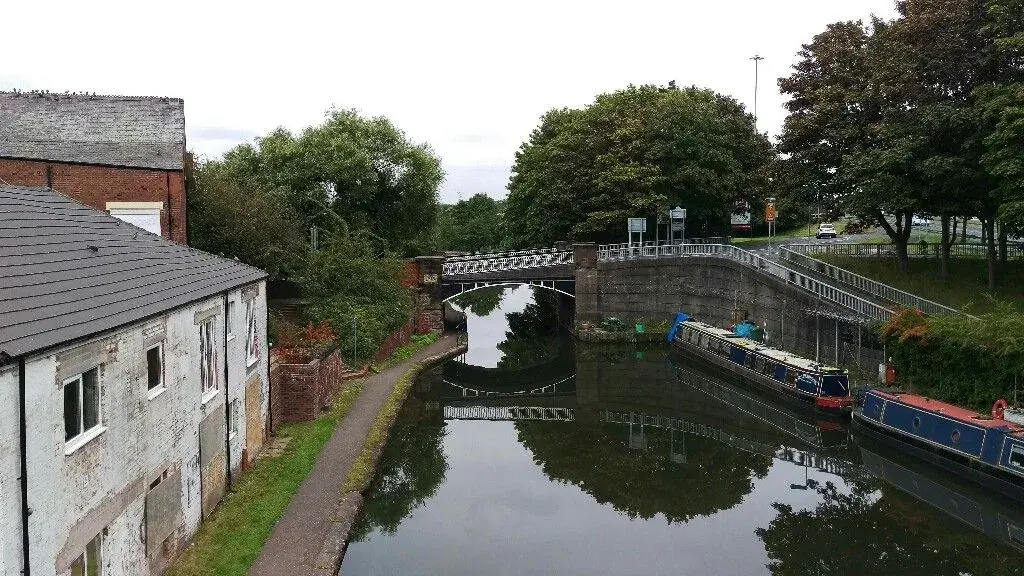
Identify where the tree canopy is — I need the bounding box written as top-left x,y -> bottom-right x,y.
219,109 -> 444,256
505,84 -> 773,246
778,0 -> 1024,280
435,193 -> 503,253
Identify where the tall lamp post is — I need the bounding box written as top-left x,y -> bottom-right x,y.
751,54 -> 764,130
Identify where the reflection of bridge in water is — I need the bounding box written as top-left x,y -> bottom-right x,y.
442,404 -> 859,479
439,351 -> 576,397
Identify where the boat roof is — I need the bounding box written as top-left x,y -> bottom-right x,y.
869,389 -> 1024,436
682,320 -> 846,374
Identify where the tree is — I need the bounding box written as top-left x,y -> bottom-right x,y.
300,233 -> 412,365
220,109 -> 444,256
979,0 -> 1024,247
777,20 -> 934,272
435,193 -> 503,253
505,84 -> 773,247
185,156 -> 306,279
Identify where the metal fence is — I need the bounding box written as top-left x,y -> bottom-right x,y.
443,249 -> 573,276
786,242 -> 1024,260
779,247 -> 963,317
597,242 -> 895,322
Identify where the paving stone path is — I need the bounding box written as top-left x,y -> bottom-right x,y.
249,334 -> 460,576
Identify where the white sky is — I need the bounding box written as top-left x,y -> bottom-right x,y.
2,0 -> 897,203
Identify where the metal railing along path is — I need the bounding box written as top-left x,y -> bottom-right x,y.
779,247 -> 964,317
786,242 -> 1024,260
442,248 -> 572,276
596,242 -> 895,321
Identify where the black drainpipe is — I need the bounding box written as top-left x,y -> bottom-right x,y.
223,294 -> 232,490
19,357 -> 31,576
45,164 -> 52,189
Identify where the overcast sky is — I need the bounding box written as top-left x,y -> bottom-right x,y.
3,0 -> 896,203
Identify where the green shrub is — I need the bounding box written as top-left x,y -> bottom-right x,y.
881,307 -> 1024,409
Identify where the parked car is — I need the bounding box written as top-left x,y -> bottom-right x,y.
912,215 -> 932,227
816,223 -> 838,239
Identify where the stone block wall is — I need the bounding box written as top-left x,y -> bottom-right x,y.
575,256 -> 882,376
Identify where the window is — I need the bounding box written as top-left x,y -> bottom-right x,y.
70,532 -> 101,576
226,301 -> 235,339
147,343 -> 163,392
244,300 -> 260,368
106,201 -> 163,236
1010,444 -> 1024,469
200,319 -> 217,395
65,367 -> 101,443
229,398 -> 240,438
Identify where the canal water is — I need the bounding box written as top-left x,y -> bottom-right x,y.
340,287 -> 1024,576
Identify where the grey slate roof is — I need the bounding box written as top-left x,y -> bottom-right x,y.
0,92 -> 185,170
0,186 -> 266,361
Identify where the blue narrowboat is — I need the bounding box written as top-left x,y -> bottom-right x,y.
668,313 -> 853,415
853,388 -> 1024,501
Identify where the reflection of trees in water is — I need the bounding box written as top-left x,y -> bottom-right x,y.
498,289 -> 564,369
515,421 -> 770,523
450,286 -> 505,317
349,398 -> 448,541
756,479 -> 1023,575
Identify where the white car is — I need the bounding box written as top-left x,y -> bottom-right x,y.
816,223 -> 838,239
912,215 -> 932,227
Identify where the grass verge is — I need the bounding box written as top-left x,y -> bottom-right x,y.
342,366 -> 421,494
372,331 -> 440,372
166,380 -> 365,576
820,255 -> 1024,314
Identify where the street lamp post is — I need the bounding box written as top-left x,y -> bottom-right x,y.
751,55 -> 764,130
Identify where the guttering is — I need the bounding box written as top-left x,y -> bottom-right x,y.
18,357 -> 30,575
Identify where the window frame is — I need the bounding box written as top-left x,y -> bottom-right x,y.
70,532 -> 102,576
146,342 -> 164,398
64,366 -> 103,451
200,318 -> 218,401
226,301 -> 236,341
244,299 -> 259,369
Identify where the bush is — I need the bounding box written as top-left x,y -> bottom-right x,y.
300,235 -> 412,366
881,307 -> 1024,409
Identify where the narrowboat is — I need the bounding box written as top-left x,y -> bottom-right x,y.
667,313 -> 854,415
853,388 -> 1024,502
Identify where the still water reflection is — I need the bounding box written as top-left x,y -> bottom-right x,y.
341,287 -> 1024,576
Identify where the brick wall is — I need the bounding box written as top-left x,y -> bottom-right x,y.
0,158 -> 187,243
374,319 -> 415,362
270,347 -> 344,425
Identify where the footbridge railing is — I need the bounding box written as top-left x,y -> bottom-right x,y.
779,247 -> 964,317
443,248 -> 572,276
597,242 -> 895,322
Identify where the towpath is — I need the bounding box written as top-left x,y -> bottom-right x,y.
249,333 -> 461,576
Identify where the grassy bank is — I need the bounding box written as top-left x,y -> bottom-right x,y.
166,381 -> 364,576
343,332 -> 444,494
820,255 -> 1024,314
167,332 -> 441,576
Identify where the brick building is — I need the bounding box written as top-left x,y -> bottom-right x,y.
0,185 -> 269,576
0,92 -> 188,243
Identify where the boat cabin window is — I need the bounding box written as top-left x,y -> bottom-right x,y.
744,353 -> 756,369
787,370 -> 799,386
1010,444 -> 1024,470
820,375 -> 849,397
